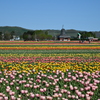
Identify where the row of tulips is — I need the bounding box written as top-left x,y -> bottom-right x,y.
0,40 -> 99,45
1,61 -> 100,73
0,56 -> 100,63
0,46 -> 100,50
0,69 -> 100,100
0,53 -> 100,57
0,53 -> 100,73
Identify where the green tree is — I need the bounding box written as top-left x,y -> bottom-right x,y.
4,33 -> 11,40
0,32 -> 2,40
10,31 -> 15,39
47,35 -> 52,40
23,31 -> 35,41
22,30 -> 52,41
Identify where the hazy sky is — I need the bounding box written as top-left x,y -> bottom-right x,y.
0,0 -> 100,31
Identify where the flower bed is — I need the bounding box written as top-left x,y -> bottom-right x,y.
0,41 -> 100,100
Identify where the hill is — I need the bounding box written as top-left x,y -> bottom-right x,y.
0,26 -> 100,38
0,26 -> 29,36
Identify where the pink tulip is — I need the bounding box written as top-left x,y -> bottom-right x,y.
67,79 -> 71,82
33,85 -> 38,89
94,79 -> 100,83
85,86 -> 90,91
80,88 -> 84,91
54,75 -> 57,78
74,86 -> 78,90
21,90 -> 25,94
86,96 -> 91,100
53,93 -> 59,97
72,76 -> 76,80
22,80 -> 26,83
81,94 -> 85,98
46,83 -> 49,87
70,85 -> 74,90
46,96 -> 53,100
11,96 -> 16,100
0,80 -> 2,83
43,88 -> 47,92
61,89 -> 65,93
6,81 -> 9,84
6,89 -> 10,92
71,95 -> 75,99
63,89 -> 67,93
40,88 -> 44,92
67,91 -> 71,95
55,88 -> 59,92
75,74 -> 79,78
16,87 -> 19,90
16,98 -> 21,100
24,90 -> 28,94
68,75 -> 71,78
87,91 -> 94,96
29,85 -> 33,88
10,82 -> 14,85
0,93 -> 3,96
4,96 -> 8,100
93,82 -> 97,85
19,81 -> 22,84
0,97 -> 3,100
64,78 -> 68,82
64,85 -> 67,88
5,76 -> 8,78
19,75 -> 22,78
36,79 -> 41,83
30,93 -> 35,98
0,71 -> 2,74
68,95 -> 71,98
77,92 -> 82,97
35,94 -> 40,97
12,92 -> 15,95
52,82 -> 56,85
26,84 -> 30,87
40,96 -> 46,100
92,85 -> 98,91
58,93 -> 62,97
84,75 -> 88,80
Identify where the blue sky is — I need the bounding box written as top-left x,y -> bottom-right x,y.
0,0 -> 100,31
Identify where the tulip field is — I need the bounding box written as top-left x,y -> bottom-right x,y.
0,41 -> 100,100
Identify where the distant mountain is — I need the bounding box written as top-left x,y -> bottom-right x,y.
0,26 -> 100,38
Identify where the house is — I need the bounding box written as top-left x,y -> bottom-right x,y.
88,37 -> 98,41
58,28 -> 70,41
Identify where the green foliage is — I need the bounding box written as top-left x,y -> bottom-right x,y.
4,33 -> 11,40
0,32 -> 2,40
79,32 -> 96,39
0,26 -> 100,41
23,30 -> 52,41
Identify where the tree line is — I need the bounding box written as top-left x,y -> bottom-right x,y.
0,31 -> 16,40
0,30 -> 97,41
0,30 -> 53,41
79,31 -> 96,39
23,30 -> 52,41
